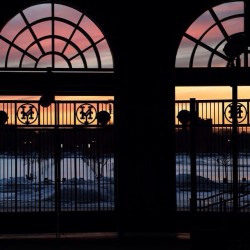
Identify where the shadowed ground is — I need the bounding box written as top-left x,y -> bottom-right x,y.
0,232 -> 191,250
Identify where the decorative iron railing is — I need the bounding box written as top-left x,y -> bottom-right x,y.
0,100 -> 114,127
176,98 -> 250,212
0,99 -> 115,212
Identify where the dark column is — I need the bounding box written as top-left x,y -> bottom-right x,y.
245,0 -> 250,47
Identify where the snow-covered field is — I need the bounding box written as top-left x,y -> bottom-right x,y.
176,153 -> 250,211
0,155 -> 115,212
1,153 -> 250,212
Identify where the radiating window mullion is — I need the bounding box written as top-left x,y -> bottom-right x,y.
52,2 -> 55,68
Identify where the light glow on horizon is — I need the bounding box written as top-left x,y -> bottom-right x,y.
0,95 -> 114,126
176,86 -> 250,100
0,95 -> 114,101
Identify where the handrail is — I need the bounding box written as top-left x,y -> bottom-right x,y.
197,182 -> 250,211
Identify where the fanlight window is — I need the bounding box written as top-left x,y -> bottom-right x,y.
175,1 -> 248,68
0,3 -> 113,69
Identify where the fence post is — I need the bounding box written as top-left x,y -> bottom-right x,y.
219,197 -> 226,213
54,101 -> 61,238
190,98 -> 197,212
232,81 -> 239,212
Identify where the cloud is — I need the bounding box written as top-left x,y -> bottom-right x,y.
176,2 -> 244,68
0,3 -> 113,69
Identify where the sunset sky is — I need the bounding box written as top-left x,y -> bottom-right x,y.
175,1 -> 250,101
0,3 -> 113,69
0,2 -> 248,102
0,2 -> 114,102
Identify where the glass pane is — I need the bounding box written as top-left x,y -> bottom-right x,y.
96,39 -> 113,68
36,54 -> 52,68
32,21 -> 52,39
64,44 -> 78,59
211,55 -> 228,67
27,44 -> 42,58
24,4 -> 51,23
55,21 -> 74,39
193,46 -> 211,67
211,41 -> 228,67
40,39 -> 52,53
7,47 -> 23,67
1,14 -> 26,41
54,39 -> 67,53
175,37 -> 196,67
186,10 -> 214,40
84,48 -> 98,68
27,43 -> 43,58
0,39 -> 9,67
71,55 -> 85,68
201,25 -> 225,49
71,30 -> 91,51
79,16 -> 104,42
222,17 -> 244,36
213,1 -> 244,20
14,29 -> 34,50
22,56 -> 36,68
55,54 -> 69,68
55,4 -> 82,24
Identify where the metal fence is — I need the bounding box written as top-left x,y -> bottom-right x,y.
176,98 -> 250,212
0,99 -> 115,212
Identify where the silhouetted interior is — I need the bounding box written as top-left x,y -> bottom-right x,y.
0,1 -> 250,246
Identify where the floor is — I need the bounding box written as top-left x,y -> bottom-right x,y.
0,232 -> 191,250
0,231 -> 249,250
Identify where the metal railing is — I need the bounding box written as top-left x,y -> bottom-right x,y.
0,99 -> 115,212
176,98 -> 250,212
0,100 -> 114,127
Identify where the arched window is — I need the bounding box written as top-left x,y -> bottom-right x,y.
175,1 -> 246,68
0,2 -> 117,230
0,3 -> 113,70
175,1 -> 250,213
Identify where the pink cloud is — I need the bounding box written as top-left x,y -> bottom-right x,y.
79,16 -> 104,43
213,1 -> 244,20
186,2 -> 243,39
0,3 -> 113,69
177,2 -> 244,68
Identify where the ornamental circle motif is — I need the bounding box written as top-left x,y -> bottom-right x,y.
76,103 -> 97,125
224,102 -> 248,124
17,103 -> 38,125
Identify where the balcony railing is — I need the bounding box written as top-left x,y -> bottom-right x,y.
176,98 -> 250,212
0,99 -> 115,212
0,99 -> 114,127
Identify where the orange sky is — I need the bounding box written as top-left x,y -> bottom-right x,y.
0,95 -> 114,101
176,86 -> 250,100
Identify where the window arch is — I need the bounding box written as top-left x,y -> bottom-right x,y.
0,3 -> 114,69
175,1 -> 247,68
